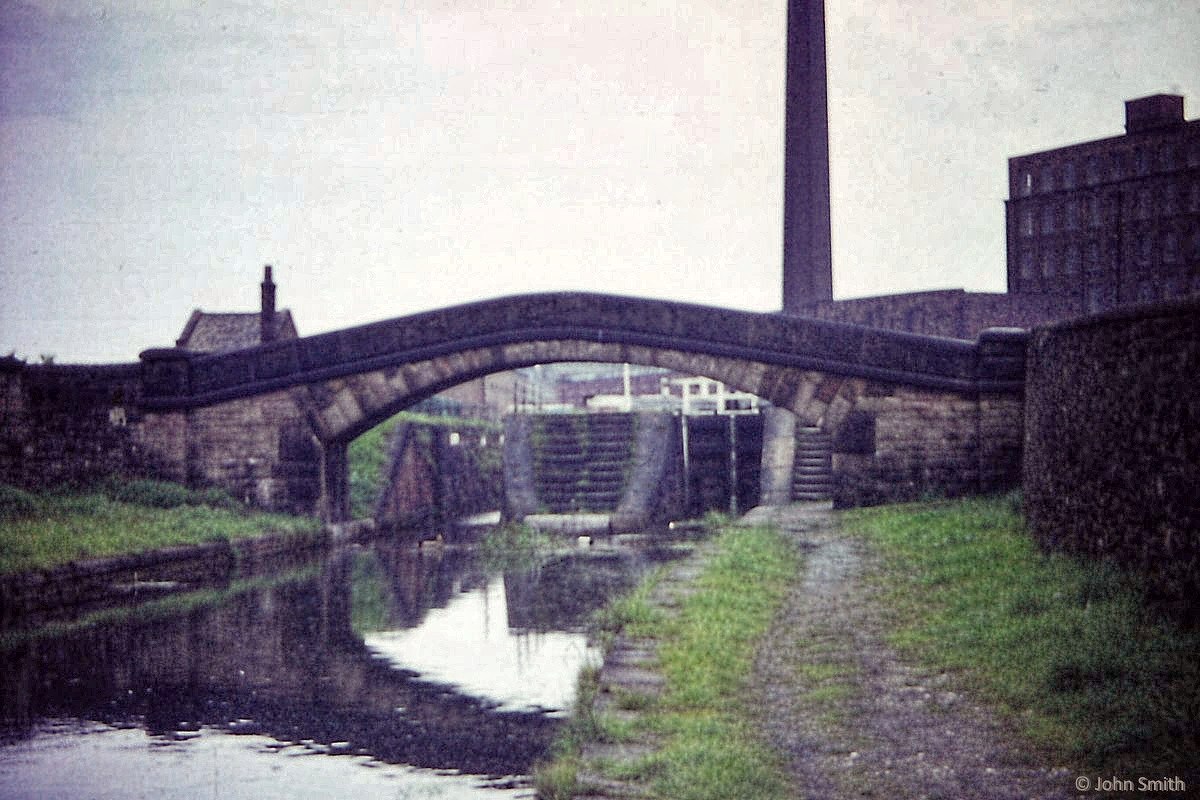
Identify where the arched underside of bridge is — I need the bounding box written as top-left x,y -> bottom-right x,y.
137,293 -> 1027,520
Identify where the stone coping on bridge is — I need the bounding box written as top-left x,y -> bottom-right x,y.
137,293 -> 1028,409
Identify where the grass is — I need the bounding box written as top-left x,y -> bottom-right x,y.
348,416 -> 404,519
843,493 -> 1200,780
536,521 -> 801,799
347,410 -> 503,519
0,481 -> 321,575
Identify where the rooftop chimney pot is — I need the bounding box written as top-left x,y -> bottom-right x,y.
260,264 -> 277,344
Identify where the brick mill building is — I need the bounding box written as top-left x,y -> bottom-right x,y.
1005,94 -> 1200,313
783,94 -> 1200,338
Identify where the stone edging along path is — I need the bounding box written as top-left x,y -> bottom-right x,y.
573,503 -> 1079,800
573,538 -> 709,799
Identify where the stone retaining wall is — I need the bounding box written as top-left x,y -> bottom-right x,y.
0,359 -> 173,489
1024,298 -> 1200,612
0,527 -> 329,621
374,421 -> 502,532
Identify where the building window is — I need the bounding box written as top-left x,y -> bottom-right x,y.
1065,199 -> 1080,231
1085,155 -> 1102,185
1164,183 -> 1179,215
1019,248 -> 1035,279
1088,195 -> 1103,228
1063,160 -> 1077,189
1136,236 -> 1154,269
1086,284 -> 1114,314
1020,171 -> 1033,196
1188,138 -> 1200,168
1136,188 -> 1152,221
1188,181 -> 1200,213
1019,208 -> 1034,237
1163,231 -> 1180,264
1111,151 -> 1126,181
1065,243 -> 1081,274
1041,204 -> 1056,234
1039,168 -> 1055,193
1158,143 -> 1178,172
1137,281 -> 1156,302
1135,146 -> 1150,176
1041,247 -> 1058,278
1086,240 -> 1102,273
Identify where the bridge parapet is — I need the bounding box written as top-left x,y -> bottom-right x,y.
138,293 -> 1025,410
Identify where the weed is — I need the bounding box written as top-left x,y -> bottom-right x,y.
533,757 -> 578,800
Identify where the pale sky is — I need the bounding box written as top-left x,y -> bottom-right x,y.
2,1 -> 1198,362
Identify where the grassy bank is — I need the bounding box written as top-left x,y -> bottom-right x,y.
537,522 -> 801,799
0,481 -> 321,575
844,495 -> 1199,780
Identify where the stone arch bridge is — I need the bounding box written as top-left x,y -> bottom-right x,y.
127,292 -> 1026,521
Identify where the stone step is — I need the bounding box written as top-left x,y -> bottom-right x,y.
538,475 -> 626,486
792,427 -> 832,501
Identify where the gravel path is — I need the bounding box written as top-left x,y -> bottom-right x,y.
747,504 -> 1079,800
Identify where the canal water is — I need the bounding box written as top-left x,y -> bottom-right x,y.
0,534 -> 683,799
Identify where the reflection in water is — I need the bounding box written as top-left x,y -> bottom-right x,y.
0,535 -> 673,798
365,575 -> 597,714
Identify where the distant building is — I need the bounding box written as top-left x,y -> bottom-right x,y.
544,365 -> 761,415
174,266 -> 523,418
787,94 -> 1200,338
1005,94 -> 1200,313
176,265 -> 297,352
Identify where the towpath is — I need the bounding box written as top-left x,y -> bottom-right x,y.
746,503 -> 1077,800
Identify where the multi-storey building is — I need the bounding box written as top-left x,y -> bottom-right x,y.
1006,94 -> 1200,313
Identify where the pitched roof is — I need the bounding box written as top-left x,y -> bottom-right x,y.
175,309 -> 297,353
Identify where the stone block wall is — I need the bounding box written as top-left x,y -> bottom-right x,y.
0,360 -> 184,490
374,422 -> 503,530
184,390 -> 321,514
830,386 -> 1001,507
613,413 -> 685,530
793,289 -> 1074,339
1024,298 -> 1200,612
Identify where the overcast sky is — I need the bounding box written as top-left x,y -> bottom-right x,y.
2,1 -> 1198,362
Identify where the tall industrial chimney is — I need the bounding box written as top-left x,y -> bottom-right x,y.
781,0 -> 833,313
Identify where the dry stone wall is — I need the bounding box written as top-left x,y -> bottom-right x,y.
1024,298 -> 1200,612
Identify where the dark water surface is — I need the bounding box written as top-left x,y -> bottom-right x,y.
0,535 -> 680,798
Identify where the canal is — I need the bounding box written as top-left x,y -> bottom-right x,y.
0,532 -> 685,799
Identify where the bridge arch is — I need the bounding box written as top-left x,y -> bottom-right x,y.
138,293 -> 1026,520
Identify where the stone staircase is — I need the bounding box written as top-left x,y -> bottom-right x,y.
792,426 -> 832,502
532,414 -> 635,512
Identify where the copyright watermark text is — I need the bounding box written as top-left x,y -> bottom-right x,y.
1075,775 -> 1186,793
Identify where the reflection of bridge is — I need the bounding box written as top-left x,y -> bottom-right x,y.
135,292 -> 1026,520
0,549 -> 564,777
